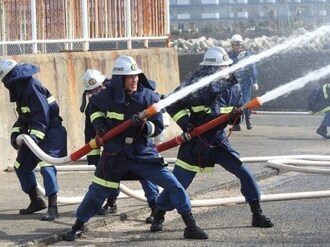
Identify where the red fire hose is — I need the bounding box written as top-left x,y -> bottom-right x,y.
70,103 -> 160,161
156,97 -> 263,153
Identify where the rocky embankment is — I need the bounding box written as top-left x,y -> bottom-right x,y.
171,27 -> 330,55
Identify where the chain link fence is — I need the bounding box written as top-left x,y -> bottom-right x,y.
0,0 -> 169,55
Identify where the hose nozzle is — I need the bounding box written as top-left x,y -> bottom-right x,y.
244,97 -> 263,110
138,103 -> 160,120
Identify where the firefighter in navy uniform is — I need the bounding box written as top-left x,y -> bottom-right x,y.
228,34 -> 259,130
151,47 -> 273,232
63,55 -> 207,241
307,81 -> 330,139
80,69 -> 120,215
0,59 -> 67,221
80,69 -> 159,221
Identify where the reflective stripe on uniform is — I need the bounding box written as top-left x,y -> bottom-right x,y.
30,129 -> 45,140
220,106 -> 233,114
14,161 -> 20,169
172,109 -> 188,122
191,105 -> 210,113
21,106 -> 30,113
323,84 -> 329,99
176,158 -> 214,173
320,106 -> 330,113
90,111 -> 105,122
47,96 -> 56,104
106,112 -> 124,120
92,175 -> 119,189
38,161 -> 53,167
145,121 -> 155,137
11,127 -> 21,133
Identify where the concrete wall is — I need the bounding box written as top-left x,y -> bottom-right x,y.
0,48 -> 181,171
179,50 -> 330,111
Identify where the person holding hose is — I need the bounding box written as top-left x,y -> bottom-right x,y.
0,59 -> 67,221
150,47 -> 274,232
80,68 -> 160,222
80,69 -> 119,215
63,55 -> 207,241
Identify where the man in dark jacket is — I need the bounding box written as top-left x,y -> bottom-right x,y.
0,59 -> 67,221
151,47 -> 273,232
80,69 -> 159,221
63,55 -> 208,241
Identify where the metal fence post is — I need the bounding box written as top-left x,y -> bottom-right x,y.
1,1 -> 6,56
31,0 -> 38,54
126,0 -> 132,49
82,0 -> 89,51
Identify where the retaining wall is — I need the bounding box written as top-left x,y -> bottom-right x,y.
0,48 -> 181,171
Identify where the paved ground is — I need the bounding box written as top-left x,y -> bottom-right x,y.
0,113 -> 328,247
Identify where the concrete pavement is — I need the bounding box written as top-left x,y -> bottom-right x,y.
0,113 -> 328,247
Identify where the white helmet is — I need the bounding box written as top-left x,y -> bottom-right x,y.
0,59 -> 18,81
83,69 -> 106,91
112,55 -> 142,75
231,34 -> 243,44
200,47 -> 233,66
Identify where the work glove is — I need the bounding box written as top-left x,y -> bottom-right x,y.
131,113 -> 146,127
228,106 -> 243,125
253,83 -> 259,91
95,123 -> 107,146
182,122 -> 194,133
10,133 -> 21,150
96,123 -> 107,136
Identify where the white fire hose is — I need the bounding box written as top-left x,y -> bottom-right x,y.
12,134 -> 330,206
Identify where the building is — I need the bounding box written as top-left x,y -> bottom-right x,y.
169,0 -> 330,31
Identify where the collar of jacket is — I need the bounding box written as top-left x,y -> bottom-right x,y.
3,64 -> 39,88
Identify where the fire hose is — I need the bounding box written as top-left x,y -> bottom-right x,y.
15,97 -> 330,205
16,103 -> 161,164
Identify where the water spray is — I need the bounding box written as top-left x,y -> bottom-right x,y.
157,24 -> 330,111
16,25 -> 330,163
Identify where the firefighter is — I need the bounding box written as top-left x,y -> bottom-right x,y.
307,81 -> 330,139
317,111 -> 330,139
228,34 -> 259,130
80,69 -> 119,215
63,55 -> 208,241
151,47 -> 274,232
80,69 -> 159,221
0,59 -> 67,221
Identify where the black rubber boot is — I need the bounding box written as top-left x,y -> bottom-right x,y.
150,208 -> 166,232
230,124 -> 241,131
249,200 -> 274,228
63,219 -> 84,241
108,198 -> 118,214
316,125 -> 330,139
41,193 -> 58,221
246,117 -> 253,130
19,187 -> 46,214
146,199 -> 157,223
98,198 -> 117,215
181,211 -> 208,239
